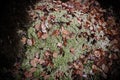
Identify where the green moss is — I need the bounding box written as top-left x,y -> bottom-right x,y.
21,1 -> 105,79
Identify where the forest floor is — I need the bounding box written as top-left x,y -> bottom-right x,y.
3,0 -> 120,80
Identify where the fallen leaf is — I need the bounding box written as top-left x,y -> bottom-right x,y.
62,3 -> 68,7
40,71 -> 47,77
102,64 -> 109,73
82,32 -> 88,38
94,49 -> 102,58
13,62 -> 20,69
38,59 -> 45,64
52,30 -> 60,36
111,39 -> 118,44
82,44 -> 88,50
30,59 -> 37,67
48,62 -> 54,67
37,31 -> 43,38
61,27 -> 70,35
32,14 -> 38,20
35,52 -> 39,59
29,67 -> 37,73
97,26 -> 104,32
44,50 -> 52,57
73,63 -> 79,69
44,75 -> 50,80
102,72 -> 107,79
109,53 -> 118,60
53,52 -> 58,58
57,42 -> 63,48
55,71 -> 64,79
34,23 -> 40,31
89,26 -> 94,31
21,37 -> 27,45
111,29 -> 118,35
40,16 -> 47,21
41,33 -> 48,39
41,60 -> 49,67
49,15 -> 56,20
27,39 -> 33,46
63,37 -> 67,47
85,21 -> 90,29
24,71 -> 32,78
74,69 -> 83,76
41,22 -> 47,33
80,55 -> 85,59
29,11 -> 35,17
59,48 -> 65,56
35,5 -> 46,10
92,64 -> 102,73
70,47 -> 75,54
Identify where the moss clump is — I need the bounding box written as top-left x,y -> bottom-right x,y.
21,0 -> 112,80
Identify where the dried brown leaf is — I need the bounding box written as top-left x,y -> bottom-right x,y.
27,39 -> 33,46
73,63 -> 79,69
30,59 -> 37,67
21,37 -> 27,45
61,27 -> 70,35
41,22 -> 47,33
41,33 -> 48,39
29,67 -> 37,73
37,31 -> 43,38
34,24 -> 40,31
52,30 -> 60,36
94,49 -> 103,58
44,50 -> 52,57
24,71 -> 32,78
40,16 -> 47,21
38,59 -> 45,64
102,64 -> 109,73
57,42 -> 63,48
70,47 -> 75,54
53,52 -> 58,58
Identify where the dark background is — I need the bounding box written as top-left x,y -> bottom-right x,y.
0,0 -> 120,80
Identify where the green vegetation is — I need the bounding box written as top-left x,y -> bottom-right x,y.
19,0 -> 119,80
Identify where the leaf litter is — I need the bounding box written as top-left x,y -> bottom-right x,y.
13,0 -> 120,80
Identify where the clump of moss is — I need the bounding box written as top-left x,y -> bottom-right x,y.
21,0 -> 111,80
